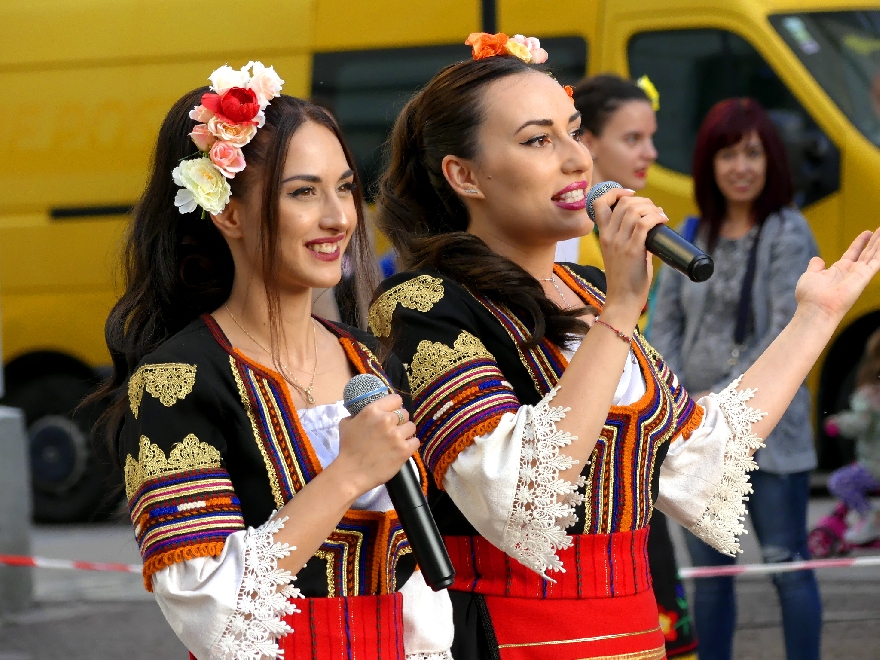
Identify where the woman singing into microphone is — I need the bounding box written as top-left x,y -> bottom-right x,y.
369,35 -> 880,660
95,63 -> 452,659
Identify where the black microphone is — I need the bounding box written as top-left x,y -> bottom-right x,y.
342,373 -> 454,591
586,181 -> 714,283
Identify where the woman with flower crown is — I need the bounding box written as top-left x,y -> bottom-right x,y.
369,33 -> 880,659
95,62 -> 454,660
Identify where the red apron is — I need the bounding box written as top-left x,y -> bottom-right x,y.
445,528 -> 667,660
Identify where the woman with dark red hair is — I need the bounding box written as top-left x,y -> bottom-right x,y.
650,98 -> 822,660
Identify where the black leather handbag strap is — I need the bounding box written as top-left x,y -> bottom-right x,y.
734,224 -> 763,347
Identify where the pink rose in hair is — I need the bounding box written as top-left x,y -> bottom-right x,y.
190,124 -> 216,152
511,34 -> 548,64
207,116 -> 258,147
189,105 -> 215,123
209,141 -> 246,179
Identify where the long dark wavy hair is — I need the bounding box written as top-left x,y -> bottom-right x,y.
377,55 -> 590,349
93,89 -> 376,455
692,98 -> 794,252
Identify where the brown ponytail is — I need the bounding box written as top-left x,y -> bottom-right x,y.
377,56 -> 590,348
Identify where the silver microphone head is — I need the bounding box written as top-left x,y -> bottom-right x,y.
343,373 -> 391,416
586,181 -> 623,222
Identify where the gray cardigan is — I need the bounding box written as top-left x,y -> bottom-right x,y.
649,207 -> 819,474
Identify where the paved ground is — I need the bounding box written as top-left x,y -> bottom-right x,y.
0,499 -> 877,659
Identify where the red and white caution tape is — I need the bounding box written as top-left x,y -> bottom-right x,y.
1,553 -> 879,578
680,554 -> 880,578
0,554 -> 140,573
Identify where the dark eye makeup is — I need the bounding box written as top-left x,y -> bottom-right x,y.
522,134 -> 551,147
522,125 -> 584,147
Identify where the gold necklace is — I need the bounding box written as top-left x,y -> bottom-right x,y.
224,304 -> 318,404
537,274 -> 571,310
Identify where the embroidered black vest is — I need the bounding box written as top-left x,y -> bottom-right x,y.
369,263 -> 703,538
121,316 -> 419,597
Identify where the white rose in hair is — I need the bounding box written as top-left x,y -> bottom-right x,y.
172,158 -> 232,215
209,64 -> 250,92
247,61 -> 285,107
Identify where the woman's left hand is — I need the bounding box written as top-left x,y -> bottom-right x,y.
795,228 -> 880,322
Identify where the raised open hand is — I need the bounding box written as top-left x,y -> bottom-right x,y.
795,228 -> 880,321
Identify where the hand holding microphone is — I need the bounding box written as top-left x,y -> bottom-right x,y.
586,181 -> 713,283
341,374 -> 454,591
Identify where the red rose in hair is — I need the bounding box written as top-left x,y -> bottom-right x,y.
201,87 -> 260,124
466,32 -> 509,60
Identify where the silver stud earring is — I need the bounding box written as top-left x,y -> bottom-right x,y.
464,189 -> 479,194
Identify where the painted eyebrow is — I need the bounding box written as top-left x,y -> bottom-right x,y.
281,169 -> 355,185
514,112 -> 582,135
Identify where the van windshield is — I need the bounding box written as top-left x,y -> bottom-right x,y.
771,10 -> 880,146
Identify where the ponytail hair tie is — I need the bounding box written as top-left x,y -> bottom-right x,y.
636,75 -> 660,111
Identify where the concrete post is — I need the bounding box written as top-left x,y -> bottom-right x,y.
0,405 -> 33,614
0,301 -> 4,398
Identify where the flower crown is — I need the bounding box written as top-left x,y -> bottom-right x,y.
465,33 -> 574,101
466,32 -> 548,64
172,62 -> 285,216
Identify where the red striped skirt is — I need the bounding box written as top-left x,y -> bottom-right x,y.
445,528 -> 667,660
281,593 -> 405,659
188,593 -> 405,660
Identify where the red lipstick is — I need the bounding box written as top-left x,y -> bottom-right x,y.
305,234 -> 345,262
551,180 -> 588,211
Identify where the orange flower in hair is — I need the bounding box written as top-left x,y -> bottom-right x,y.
466,32 -> 510,60
564,85 -> 575,102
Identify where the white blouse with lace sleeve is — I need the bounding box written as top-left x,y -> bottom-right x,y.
151,401 -> 453,660
442,341 -> 766,579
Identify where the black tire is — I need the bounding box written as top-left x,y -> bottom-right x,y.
3,374 -> 121,523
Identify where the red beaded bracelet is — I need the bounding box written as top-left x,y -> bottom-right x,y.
594,318 -> 632,343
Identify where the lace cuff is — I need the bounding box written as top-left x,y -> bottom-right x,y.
500,387 -> 585,577
690,376 -> 767,557
406,653 -> 453,660
211,515 -> 302,660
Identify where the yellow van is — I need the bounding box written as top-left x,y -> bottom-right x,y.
2,0 -> 878,520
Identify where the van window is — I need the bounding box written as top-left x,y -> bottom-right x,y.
628,29 -> 839,207
770,11 -> 880,147
312,37 -> 588,199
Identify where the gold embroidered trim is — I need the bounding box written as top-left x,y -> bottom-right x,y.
391,545 -> 413,593
124,434 -> 221,500
368,275 -> 444,337
314,549 -> 336,598
640,337 -> 662,364
497,626 -> 662,649
574,646 -> 666,660
230,356 -> 284,508
407,330 -> 494,395
128,363 -> 197,418
357,341 -> 381,366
